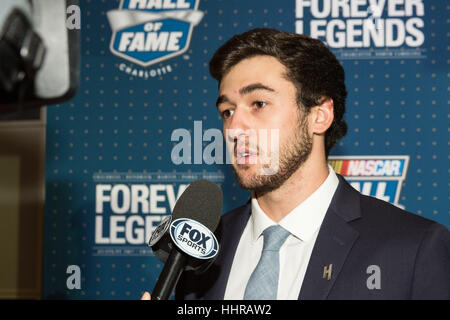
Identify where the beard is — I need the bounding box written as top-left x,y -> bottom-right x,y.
232,112 -> 312,196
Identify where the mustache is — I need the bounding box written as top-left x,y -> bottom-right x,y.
225,128 -> 280,150
224,129 -> 282,160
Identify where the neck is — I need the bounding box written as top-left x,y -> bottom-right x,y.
255,147 -> 329,223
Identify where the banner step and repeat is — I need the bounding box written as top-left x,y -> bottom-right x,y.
43,0 -> 448,299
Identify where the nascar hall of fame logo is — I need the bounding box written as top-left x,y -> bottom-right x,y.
328,156 -> 410,209
107,0 -> 204,78
170,218 -> 219,259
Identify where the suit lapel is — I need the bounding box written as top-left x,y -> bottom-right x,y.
204,203 -> 251,299
298,175 -> 361,300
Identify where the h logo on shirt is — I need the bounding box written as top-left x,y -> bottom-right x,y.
323,264 -> 333,280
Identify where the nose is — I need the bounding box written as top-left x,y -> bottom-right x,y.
224,106 -> 251,143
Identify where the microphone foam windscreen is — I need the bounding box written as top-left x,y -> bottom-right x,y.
172,179 -> 222,232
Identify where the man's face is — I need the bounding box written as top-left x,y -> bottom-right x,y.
217,55 -> 313,194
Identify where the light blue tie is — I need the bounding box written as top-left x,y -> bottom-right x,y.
244,225 -> 291,300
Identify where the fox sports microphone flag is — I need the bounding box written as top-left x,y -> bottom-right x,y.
150,179 -> 222,299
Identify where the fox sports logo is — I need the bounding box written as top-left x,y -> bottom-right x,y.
170,218 -> 219,259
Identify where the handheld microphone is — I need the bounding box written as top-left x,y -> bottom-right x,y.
148,179 -> 222,300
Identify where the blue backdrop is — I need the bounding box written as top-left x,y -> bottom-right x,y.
43,0 -> 449,299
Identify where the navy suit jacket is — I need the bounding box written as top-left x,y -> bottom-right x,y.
175,175 -> 450,300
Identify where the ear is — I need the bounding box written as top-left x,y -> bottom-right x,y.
309,98 -> 334,135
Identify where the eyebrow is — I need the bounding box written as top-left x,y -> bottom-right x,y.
215,83 -> 276,108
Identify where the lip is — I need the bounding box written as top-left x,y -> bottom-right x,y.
235,146 -> 257,156
234,146 -> 258,164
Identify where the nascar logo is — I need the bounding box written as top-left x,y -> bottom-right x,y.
107,0 -> 204,67
328,156 -> 410,208
170,218 -> 219,259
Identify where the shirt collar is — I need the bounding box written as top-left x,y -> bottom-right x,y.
250,165 -> 339,242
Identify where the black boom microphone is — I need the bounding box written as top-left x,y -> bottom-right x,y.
148,179 -> 222,300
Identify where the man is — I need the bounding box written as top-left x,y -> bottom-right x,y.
144,28 -> 449,300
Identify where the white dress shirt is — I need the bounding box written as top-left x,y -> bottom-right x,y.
224,166 -> 339,300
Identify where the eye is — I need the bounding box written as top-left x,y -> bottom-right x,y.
253,101 -> 267,109
220,109 -> 234,119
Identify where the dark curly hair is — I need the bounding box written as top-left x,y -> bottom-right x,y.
209,28 -> 347,157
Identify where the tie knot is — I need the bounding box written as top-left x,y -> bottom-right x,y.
262,225 -> 290,251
